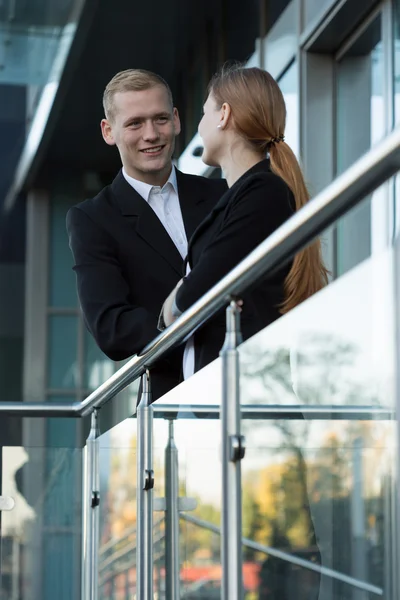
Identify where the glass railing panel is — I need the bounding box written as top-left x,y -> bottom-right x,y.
1,444 -> 82,600
148,364 -> 223,594
155,358 -> 222,411
239,246 -> 396,411
145,410 -> 396,599
97,398 -> 224,599
142,243 -> 398,598
242,416 -> 395,599
234,245 -> 398,598
98,419 -> 165,599
171,416 -> 221,597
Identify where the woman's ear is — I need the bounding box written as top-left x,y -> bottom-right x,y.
219,102 -> 232,130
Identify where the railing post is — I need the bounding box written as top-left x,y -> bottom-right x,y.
220,299 -> 245,600
82,408 -> 100,600
165,419 -> 181,599
136,370 -> 154,600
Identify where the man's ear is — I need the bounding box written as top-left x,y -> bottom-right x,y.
173,107 -> 181,136
101,119 -> 116,146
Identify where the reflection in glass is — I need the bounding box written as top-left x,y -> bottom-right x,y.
48,314 -> 78,389
1,446 -> 82,600
49,195 -> 78,308
241,420 -> 394,599
263,1 -> 297,79
240,247 -> 395,410
98,426 -> 139,599
0,0 -> 84,120
84,328 -> 114,391
302,0 -> 334,30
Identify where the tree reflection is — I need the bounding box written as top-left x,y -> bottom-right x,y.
239,333 -> 391,599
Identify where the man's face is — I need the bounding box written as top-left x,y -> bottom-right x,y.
101,85 -> 181,185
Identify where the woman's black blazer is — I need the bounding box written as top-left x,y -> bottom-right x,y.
175,159 -> 295,372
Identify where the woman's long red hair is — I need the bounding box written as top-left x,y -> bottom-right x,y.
210,66 -> 328,312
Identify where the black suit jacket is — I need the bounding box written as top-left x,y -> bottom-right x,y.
175,159 -> 295,371
66,169 -> 227,400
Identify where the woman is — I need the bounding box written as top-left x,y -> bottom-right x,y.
160,65 -> 328,377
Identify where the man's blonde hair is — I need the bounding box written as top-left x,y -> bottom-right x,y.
103,69 -> 174,121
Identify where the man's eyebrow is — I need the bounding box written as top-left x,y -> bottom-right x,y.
122,112 -> 170,126
123,116 -> 143,126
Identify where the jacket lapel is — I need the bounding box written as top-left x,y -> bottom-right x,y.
111,171 -> 183,276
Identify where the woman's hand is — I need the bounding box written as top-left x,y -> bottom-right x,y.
160,279 -> 184,329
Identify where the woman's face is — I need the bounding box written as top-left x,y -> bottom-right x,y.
198,93 -> 223,167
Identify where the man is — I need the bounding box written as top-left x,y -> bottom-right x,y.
67,69 -> 226,400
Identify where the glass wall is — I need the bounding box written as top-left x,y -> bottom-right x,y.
46,186 -> 118,410
0,0 -> 85,123
302,0 -> 335,30
335,12 -> 385,276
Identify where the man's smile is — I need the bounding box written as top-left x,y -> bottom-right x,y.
140,145 -> 165,155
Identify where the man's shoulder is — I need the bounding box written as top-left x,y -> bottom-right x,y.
70,184 -> 112,216
66,184 -> 118,238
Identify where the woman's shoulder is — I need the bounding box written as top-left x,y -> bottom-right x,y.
232,168 -> 294,208
241,168 -> 289,191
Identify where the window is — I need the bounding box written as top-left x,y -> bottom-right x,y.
279,61 -> 299,158
334,13 -> 384,276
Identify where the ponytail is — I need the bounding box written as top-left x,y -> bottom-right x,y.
269,142 -> 328,313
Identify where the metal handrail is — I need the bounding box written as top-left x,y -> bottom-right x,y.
150,404 -> 395,420
0,401 -> 394,420
1,125 -> 400,418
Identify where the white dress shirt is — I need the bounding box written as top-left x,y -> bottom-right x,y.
122,166 -> 188,259
123,167 -> 195,378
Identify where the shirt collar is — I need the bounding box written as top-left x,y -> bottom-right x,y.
122,166 -> 177,202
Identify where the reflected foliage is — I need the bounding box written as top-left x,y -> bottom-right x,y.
237,333 -> 392,599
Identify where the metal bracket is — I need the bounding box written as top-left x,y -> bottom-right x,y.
230,435 -> 246,462
0,496 -> 15,511
143,469 -> 154,491
91,491 -> 100,508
